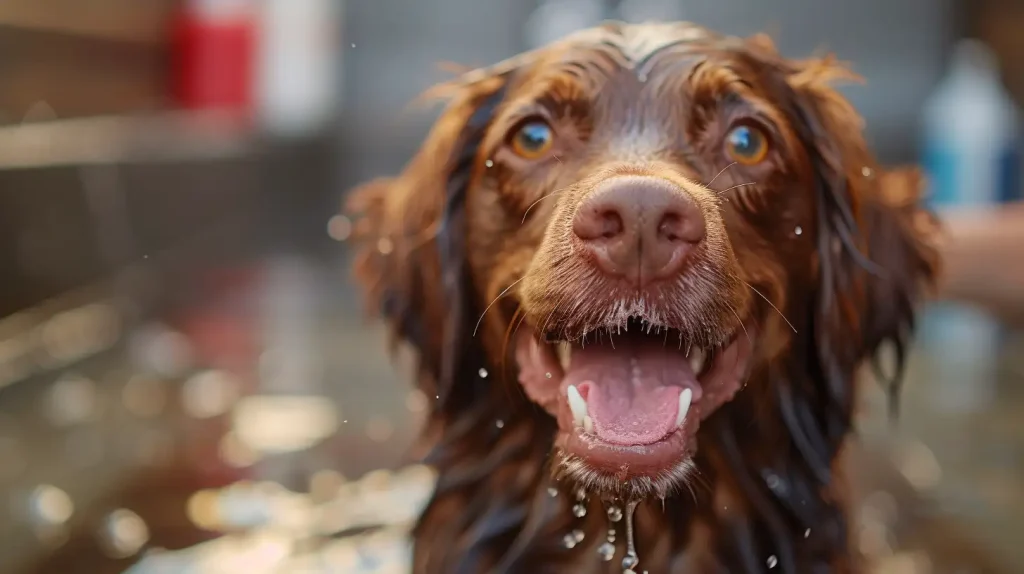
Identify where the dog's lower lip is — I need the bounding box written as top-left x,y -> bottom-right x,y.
558,412 -> 699,475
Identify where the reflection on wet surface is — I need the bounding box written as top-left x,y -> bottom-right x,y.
0,255 -> 422,574
126,464 -> 435,574
0,253 -> 1021,574
855,332 -> 1024,572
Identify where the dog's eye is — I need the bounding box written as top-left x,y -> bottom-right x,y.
725,124 -> 770,165
510,120 -> 555,159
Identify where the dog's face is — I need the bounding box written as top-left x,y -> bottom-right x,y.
349,23 -> 938,502
469,26 -> 802,495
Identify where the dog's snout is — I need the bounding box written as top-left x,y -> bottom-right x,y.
572,176 -> 705,286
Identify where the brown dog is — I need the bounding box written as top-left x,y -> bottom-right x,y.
348,21 -> 940,574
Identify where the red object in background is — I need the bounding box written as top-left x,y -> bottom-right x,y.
171,1 -> 257,112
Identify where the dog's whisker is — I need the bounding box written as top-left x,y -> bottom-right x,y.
744,281 -> 797,334
688,467 -> 713,498
715,182 -> 757,195
681,469 -> 699,506
727,304 -> 752,346
705,161 -> 736,187
522,186 -> 571,223
509,308 -> 529,342
473,277 -> 525,337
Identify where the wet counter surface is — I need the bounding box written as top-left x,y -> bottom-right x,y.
0,255 -> 1020,574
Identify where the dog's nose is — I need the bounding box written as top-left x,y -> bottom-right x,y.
572,176 -> 705,285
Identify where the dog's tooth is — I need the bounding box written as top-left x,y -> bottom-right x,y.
688,347 -> 705,373
583,415 -> 594,434
529,336 -> 543,363
675,388 -> 693,428
567,385 -> 588,428
556,341 -> 572,371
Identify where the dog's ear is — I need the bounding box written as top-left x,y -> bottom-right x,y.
348,62 -> 566,574
855,168 -> 942,367
346,71 -> 511,416
783,57 -> 941,431
706,56 -> 943,569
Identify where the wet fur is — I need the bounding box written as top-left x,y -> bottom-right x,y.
347,22 -> 939,574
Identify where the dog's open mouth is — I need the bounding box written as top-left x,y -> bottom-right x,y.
515,317 -> 754,490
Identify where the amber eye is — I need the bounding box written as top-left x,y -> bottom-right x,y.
725,124 -> 770,165
510,120 -> 555,159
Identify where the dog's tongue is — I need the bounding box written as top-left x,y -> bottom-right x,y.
565,341 -> 698,446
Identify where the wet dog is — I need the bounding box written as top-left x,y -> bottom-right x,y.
348,21 -> 939,573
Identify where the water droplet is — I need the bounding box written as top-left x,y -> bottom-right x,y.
485,159 -> 494,168
607,528 -> 616,542
638,73 -> 647,83
621,500 -> 640,572
767,555 -> 778,568
804,528 -> 811,538
545,372 -> 552,378
598,541 -> 616,561
478,368 -> 488,378
794,225 -> 803,236
377,237 -> 394,255
764,472 -> 782,491
547,487 -> 559,497
495,419 -> 504,428
861,166 -> 873,177
327,215 -> 352,242
607,505 -> 622,522
351,43 -> 356,48
573,529 -> 585,542
576,488 -> 586,501
572,503 -> 587,517
563,533 -> 578,549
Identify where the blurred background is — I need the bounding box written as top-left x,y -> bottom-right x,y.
0,1 -> 1021,573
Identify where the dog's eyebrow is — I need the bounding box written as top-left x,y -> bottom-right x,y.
535,84 -> 592,116
502,63 -> 599,119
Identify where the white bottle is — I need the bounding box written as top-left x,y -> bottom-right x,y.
256,0 -> 341,138
922,39 -> 1019,208
919,39 -> 1020,413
